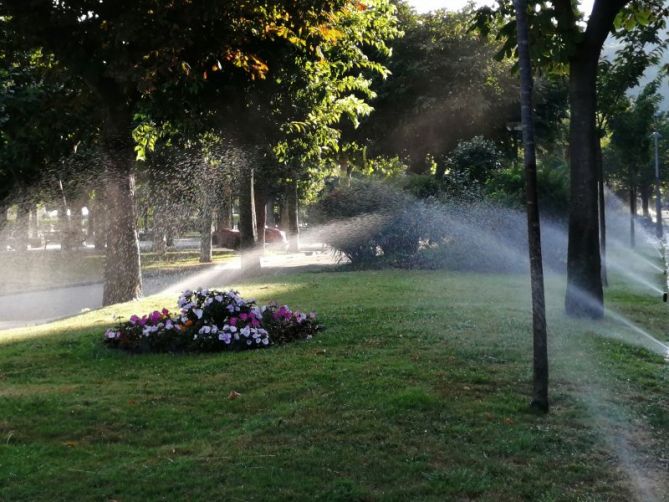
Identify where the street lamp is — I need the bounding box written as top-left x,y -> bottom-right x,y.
652,131 -> 663,239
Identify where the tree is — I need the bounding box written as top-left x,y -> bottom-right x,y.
608,81 -> 663,246
477,0 -> 668,318
2,0 -> 352,303
513,0 -> 549,412
360,3 -> 518,171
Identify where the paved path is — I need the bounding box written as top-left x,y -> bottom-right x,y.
0,251 -> 336,331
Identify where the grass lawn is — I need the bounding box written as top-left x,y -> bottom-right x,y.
1,266 -> 668,500
0,249 -> 235,295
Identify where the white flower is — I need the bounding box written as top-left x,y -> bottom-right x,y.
193,309 -> 204,319
165,320 -> 174,330
215,295 -> 223,302
262,338 -> 270,346
241,326 -> 250,338
199,326 -> 211,334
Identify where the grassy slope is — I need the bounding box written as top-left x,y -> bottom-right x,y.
1,268 -> 668,501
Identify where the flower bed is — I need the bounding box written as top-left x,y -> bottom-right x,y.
104,288 -> 321,353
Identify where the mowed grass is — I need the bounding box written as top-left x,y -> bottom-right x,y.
1,268 -> 668,500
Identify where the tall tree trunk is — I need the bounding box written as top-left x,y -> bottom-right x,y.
218,187 -> 233,229
255,187 -> 267,249
565,53 -> 603,319
640,183 -> 650,218
29,204 -> 38,241
280,200 -> 289,232
287,181 -> 299,252
93,194 -> 106,250
238,168 -> 260,271
15,200 -> 30,252
71,202 -> 84,249
630,185 -> 636,248
596,136 -> 607,286
199,200 -> 213,263
152,204 -> 168,257
514,0 -> 549,413
101,107 -> 142,306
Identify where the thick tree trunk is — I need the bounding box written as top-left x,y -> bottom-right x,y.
255,187 -> 267,249
514,0 -> 549,413
199,201 -> 213,263
101,107 -> 142,306
238,168 -> 260,271
287,181 -> 299,252
595,136 -> 607,286
565,54 -> 603,319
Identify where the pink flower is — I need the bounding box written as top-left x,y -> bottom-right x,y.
229,317 -> 238,326
239,313 -> 248,321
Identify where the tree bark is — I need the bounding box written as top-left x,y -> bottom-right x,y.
287,181 -> 299,252
218,187 -> 234,229
640,183 -> 650,218
562,0 -> 631,319
199,200 -> 213,263
152,204 -> 168,257
29,204 -> 38,241
514,0 -> 549,413
15,201 -> 30,252
255,187 -> 267,249
630,185 -> 636,248
595,137 -> 607,287
238,167 -> 260,271
93,194 -> 107,250
101,106 -> 142,306
565,52 -> 603,319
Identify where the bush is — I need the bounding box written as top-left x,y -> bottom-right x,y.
485,158 -> 569,219
310,178 -> 422,264
449,136 -> 502,184
104,288 -> 322,353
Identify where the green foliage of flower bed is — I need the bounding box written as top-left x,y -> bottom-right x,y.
104,289 -> 320,353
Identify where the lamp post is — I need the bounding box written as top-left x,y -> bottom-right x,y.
652,131 -> 663,239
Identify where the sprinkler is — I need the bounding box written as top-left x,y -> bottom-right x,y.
663,292 -> 667,302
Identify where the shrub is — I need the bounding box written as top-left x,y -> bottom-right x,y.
104,288 -> 321,353
449,136 -> 502,184
310,178 -> 422,264
485,158 -> 569,219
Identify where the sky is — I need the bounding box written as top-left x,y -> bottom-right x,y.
407,0 -> 595,15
